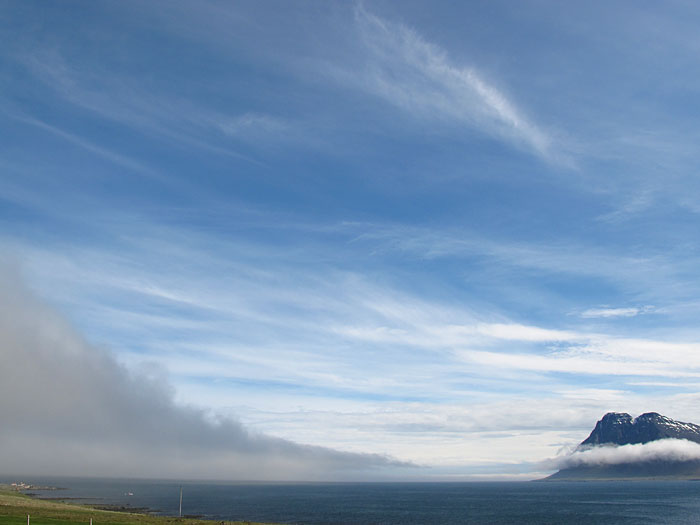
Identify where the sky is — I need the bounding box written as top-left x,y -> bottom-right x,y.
3,0 -> 700,481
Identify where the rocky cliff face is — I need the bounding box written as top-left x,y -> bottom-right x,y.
580,412 -> 700,447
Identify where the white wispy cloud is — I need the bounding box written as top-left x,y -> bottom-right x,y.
11,114 -> 161,179
15,51 -> 270,162
343,6 -> 562,162
580,306 -> 654,318
343,222 -> 698,310
461,349 -> 700,379
218,113 -> 288,137
348,221 -> 642,277
10,218 -> 700,386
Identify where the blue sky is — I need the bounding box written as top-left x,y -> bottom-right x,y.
4,0 -> 700,479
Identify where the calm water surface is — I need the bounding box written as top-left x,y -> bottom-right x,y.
9,477 -> 700,524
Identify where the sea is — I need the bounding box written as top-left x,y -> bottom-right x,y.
8,477 -> 700,524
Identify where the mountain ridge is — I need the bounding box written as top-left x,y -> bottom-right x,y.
580,412 -> 700,447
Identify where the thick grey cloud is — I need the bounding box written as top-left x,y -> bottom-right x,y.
0,266 -> 410,480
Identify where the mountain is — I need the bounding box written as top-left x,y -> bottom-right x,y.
581,412 -> 700,446
545,412 -> 700,481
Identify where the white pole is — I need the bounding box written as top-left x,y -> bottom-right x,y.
27,514 -> 29,525
179,486 -> 182,518
90,519 -> 93,525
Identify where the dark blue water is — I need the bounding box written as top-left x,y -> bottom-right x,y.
9,477 -> 700,524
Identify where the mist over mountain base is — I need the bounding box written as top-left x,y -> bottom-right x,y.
545,459 -> 700,481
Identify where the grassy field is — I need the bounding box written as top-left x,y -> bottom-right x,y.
0,487 -> 272,525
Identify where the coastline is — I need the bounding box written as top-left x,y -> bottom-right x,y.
0,485 -> 274,525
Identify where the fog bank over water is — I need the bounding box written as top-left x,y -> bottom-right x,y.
0,266 -> 410,480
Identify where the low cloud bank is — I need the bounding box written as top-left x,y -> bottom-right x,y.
550,439 -> 700,470
0,266 -> 410,480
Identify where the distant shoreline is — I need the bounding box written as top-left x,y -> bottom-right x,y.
0,485 -> 274,525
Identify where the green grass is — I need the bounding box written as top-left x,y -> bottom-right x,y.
0,487 -> 272,525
